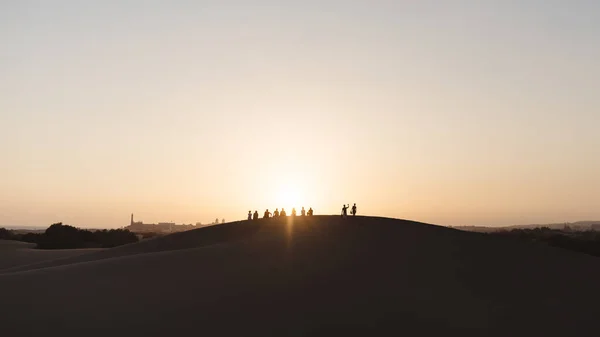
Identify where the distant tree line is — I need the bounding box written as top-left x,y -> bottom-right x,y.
0,228 -> 16,240
491,227 -> 600,257
0,223 -> 138,249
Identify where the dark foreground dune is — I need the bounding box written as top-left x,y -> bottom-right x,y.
1,216 -> 598,337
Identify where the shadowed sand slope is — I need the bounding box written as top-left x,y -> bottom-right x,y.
0,240 -> 103,271
0,216 -> 598,337
0,220 -> 259,273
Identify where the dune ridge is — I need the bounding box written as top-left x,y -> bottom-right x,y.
0,216 -> 598,337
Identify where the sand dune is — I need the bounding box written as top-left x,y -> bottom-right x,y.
1,216 -> 598,336
0,220 -> 258,274
0,239 -> 103,271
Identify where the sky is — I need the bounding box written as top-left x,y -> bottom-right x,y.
1,0 -> 599,228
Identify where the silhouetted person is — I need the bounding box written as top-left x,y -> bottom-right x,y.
308,207 -> 313,216
247,211 -> 252,221
341,204 -> 349,218
291,208 -> 297,216
264,209 -> 272,219
351,203 -> 357,216
301,207 -> 306,216
280,208 -> 287,217
253,210 -> 259,220
273,208 -> 279,217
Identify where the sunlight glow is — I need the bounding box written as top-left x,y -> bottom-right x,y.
276,182 -> 306,210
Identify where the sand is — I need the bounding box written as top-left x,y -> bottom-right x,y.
0,216 -> 598,337
0,239 -> 103,271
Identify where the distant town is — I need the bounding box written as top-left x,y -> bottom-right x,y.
124,214 -> 225,234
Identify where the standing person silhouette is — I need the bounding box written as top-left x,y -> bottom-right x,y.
341,204 -> 349,218
351,203 -> 357,216
301,207 -> 306,216
308,207 -> 313,216
280,208 -> 287,217
247,211 -> 252,221
273,208 -> 279,217
253,210 -> 259,220
264,209 -> 272,219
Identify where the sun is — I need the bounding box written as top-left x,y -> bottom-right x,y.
276,182 -> 305,209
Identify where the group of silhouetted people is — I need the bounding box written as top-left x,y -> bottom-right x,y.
248,207 -> 314,220
341,203 -> 357,218
246,204 -> 358,220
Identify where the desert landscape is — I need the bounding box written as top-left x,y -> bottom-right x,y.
3,1 -> 599,336
1,216 -> 598,337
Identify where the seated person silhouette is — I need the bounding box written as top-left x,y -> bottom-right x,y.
291,208 -> 297,216
273,208 -> 279,217
301,207 -> 306,216
308,207 -> 313,216
247,210 -> 252,221
253,210 -> 259,220
280,208 -> 287,217
264,209 -> 271,218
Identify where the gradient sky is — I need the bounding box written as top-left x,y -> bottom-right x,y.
1,1 -> 599,228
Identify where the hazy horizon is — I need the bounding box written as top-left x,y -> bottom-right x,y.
4,218 -> 600,231
1,1 -> 599,228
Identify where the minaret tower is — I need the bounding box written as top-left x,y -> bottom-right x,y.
131,213 -> 134,226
